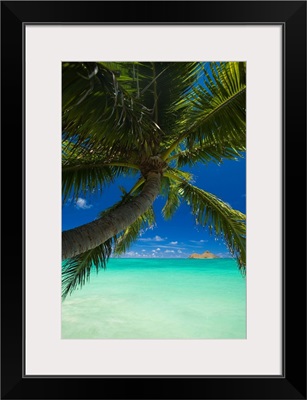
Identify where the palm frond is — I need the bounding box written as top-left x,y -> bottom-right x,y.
62,237 -> 115,300
114,206 -> 156,255
160,167 -> 194,219
162,181 -> 181,220
178,181 -> 246,270
163,62 -> 246,159
62,129 -> 141,202
100,62 -> 201,145
172,136 -> 245,167
62,163 -> 137,203
62,136 -> 140,167
163,166 -> 194,182
63,62 -> 159,157
137,62 -> 201,133
160,167 -> 193,215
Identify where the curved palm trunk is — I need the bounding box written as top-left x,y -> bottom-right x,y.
62,171 -> 161,259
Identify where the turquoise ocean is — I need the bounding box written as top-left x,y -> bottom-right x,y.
62,258 -> 246,339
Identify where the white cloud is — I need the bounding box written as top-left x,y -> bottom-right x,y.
170,241 -> 178,245
138,235 -> 167,242
118,248 -> 189,259
189,239 -> 208,244
125,251 -> 139,257
75,198 -> 93,210
142,244 -> 186,250
156,248 -> 161,251
153,235 -> 165,242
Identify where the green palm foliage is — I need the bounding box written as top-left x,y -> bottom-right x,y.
62,61 -> 246,298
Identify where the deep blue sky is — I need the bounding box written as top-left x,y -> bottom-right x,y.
62,156 -> 246,258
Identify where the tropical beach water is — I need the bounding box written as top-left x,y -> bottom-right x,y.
62,258 -> 246,339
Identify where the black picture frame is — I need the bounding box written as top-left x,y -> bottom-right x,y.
1,1 -> 306,399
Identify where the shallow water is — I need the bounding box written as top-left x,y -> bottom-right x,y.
62,258 -> 246,339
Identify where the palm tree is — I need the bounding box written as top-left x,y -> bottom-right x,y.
62,61 -> 246,298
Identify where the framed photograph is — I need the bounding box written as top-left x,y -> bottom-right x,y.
1,1 -> 306,398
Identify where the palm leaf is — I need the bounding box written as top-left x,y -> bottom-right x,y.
163,166 -> 194,182
63,62 -> 159,157
62,163 -> 138,203
163,62 -> 246,159
137,62 -> 201,133
162,181 -> 182,220
160,167 -> 194,219
178,181 -> 246,270
62,237 -> 115,300
100,62 -> 201,151
171,136 -> 245,167
114,206 -> 156,255
62,136 -> 141,202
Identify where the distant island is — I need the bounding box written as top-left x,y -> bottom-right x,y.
188,250 -> 219,259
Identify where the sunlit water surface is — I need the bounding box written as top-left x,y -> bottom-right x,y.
62,258 -> 246,339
